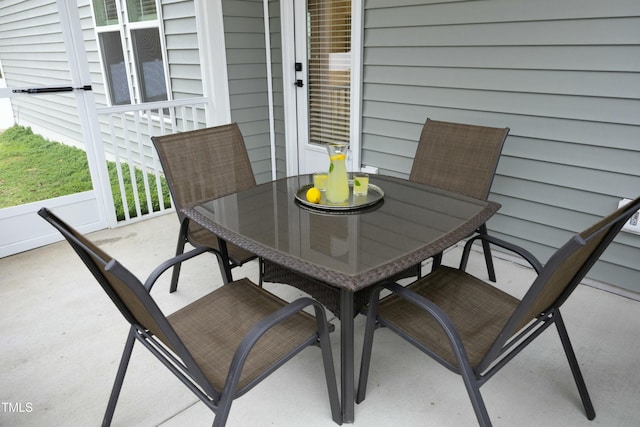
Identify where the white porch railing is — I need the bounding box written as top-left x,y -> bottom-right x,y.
96,97 -> 209,225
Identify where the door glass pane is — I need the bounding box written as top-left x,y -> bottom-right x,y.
126,0 -> 158,22
307,0 -> 351,146
131,28 -> 167,103
99,32 -> 132,105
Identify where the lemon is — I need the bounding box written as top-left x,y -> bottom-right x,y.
306,187 -> 322,204
330,154 -> 346,161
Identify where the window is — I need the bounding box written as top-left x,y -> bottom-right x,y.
92,0 -> 168,106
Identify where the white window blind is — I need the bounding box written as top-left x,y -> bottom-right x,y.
126,0 -> 158,22
307,0 -> 351,146
93,0 -> 119,26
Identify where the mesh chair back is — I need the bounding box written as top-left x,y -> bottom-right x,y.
483,196 -> 640,368
38,208 -> 180,352
410,119 -> 509,200
152,123 -> 257,223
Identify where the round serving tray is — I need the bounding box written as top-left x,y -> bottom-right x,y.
295,182 -> 384,212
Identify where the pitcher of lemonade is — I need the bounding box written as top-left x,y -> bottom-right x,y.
326,143 -> 350,204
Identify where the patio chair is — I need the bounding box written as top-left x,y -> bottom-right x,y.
151,123 -> 258,291
38,207 -> 341,427
410,118 -> 509,281
152,123 -> 368,319
357,196 -> 640,426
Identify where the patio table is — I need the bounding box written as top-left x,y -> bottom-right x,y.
183,174 -> 500,423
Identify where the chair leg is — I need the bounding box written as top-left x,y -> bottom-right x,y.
169,222 -> 189,293
313,305 -> 342,425
212,402 -> 232,427
356,295 -> 381,403
478,224 -> 496,282
554,311 -> 596,420
458,359 -> 492,427
102,328 -> 137,427
257,258 -> 265,288
431,252 -> 443,273
215,237 -> 233,284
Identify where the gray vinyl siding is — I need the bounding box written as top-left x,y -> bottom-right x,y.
362,0 -> 640,292
0,0 -> 84,146
223,0 -> 273,184
162,0 -> 203,99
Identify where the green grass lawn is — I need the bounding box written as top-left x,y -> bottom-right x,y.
0,125 -> 171,220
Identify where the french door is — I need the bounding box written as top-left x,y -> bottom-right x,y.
0,0 -> 109,257
288,0 -> 362,175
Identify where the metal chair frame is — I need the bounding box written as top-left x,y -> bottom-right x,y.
357,196 -> 640,426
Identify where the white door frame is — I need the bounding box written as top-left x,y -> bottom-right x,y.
0,0 -> 111,257
59,0 -> 114,226
280,0 -> 363,176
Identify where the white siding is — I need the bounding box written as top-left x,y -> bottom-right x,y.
362,0 -> 640,292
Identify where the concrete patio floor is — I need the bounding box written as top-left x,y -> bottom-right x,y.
2,212 -> 640,426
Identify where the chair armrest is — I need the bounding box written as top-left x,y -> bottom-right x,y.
144,246 -> 211,291
222,296 -> 333,395
460,234 -> 543,274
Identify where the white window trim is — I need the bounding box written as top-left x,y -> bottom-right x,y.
350,0 -> 364,171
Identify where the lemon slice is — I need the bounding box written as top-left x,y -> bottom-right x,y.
306,187 -> 322,204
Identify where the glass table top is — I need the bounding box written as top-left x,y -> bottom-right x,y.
186,174 -> 500,291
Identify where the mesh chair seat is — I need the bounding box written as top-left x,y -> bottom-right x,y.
169,278 -> 319,392
378,266 -> 520,367
377,267 -> 519,368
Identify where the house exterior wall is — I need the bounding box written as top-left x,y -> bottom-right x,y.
1,0 -> 638,292
162,0 -> 203,99
222,0 -> 275,184
361,0 -> 640,291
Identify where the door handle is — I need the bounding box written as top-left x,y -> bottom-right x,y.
295,79 -> 304,87
12,85 -> 92,94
